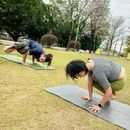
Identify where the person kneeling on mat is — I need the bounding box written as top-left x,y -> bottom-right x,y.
4,39 -> 53,66
65,58 -> 127,112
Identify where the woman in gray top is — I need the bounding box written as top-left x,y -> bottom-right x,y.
65,58 -> 126,112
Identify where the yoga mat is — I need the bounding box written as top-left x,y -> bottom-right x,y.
0,54 -> 54,70
44,84 -> 130,129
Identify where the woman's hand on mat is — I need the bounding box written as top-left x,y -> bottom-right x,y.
81,96 -> 92,101
89,105 -> 101,112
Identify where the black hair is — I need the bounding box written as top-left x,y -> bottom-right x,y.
65,60 -> 88,79
45,53 -> 53,66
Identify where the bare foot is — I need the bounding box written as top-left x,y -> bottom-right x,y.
110,94 -> 116,100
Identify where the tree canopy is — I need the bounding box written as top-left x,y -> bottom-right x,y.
1,0 -> 122,53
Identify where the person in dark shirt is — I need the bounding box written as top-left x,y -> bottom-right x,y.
4,39 -> 53,66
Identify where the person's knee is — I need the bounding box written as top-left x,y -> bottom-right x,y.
4,46 -> 9,52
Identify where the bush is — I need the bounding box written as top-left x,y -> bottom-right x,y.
40,34 -> 58,48
67,40 -> 81,51
126,46 -> 130,53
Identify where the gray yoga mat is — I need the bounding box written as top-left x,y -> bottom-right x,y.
44,84 -> 130,130
0,54 -> 54,70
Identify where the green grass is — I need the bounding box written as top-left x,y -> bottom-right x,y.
0,44 -> 129,130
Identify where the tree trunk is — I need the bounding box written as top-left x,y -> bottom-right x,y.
119,37 -> 124,56
112,42 -> 117,56
89,29 -> 95,53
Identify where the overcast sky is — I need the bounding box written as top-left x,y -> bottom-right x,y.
110,0 -> 130,18
110,0 -> 130,26
43,0 -> 50,4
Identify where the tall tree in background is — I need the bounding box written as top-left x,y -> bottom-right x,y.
83,0 -> 110,53
44,1 -> 70,47
50,0 -> 91,47
0,0 -> 28,41
124,35 -> 130,55
0,0 -> 47,41
101,17 -> 126,55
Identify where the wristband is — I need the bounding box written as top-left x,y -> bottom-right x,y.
98,103 -> 102,108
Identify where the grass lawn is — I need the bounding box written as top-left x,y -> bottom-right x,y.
0,44 -> 129,130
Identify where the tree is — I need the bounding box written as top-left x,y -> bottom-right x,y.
67,40 -> 81,51
83,0 -> 110,53
124,36 -> 130,53
40,33 -> 58,48
102,17 -> 126,55
45,2 -> 71,47
25,0 -> 50,40
0,0 -> 27,41
49,0 -> 91,46
48,0 -> 110,51
0,0 -> 47,41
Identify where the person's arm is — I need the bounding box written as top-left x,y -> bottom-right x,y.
22,52 -> 28,65
95,72 -> 113,106
88,76 -> 93,99
32,56 -> 35,64
81,76 -> 93,100
99,87 -> 113,106
89,86 -> 113,112
89,72 -> 113,112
